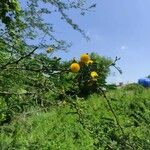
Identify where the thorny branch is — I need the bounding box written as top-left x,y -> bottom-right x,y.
0,46 -> 38,69
99,88 -> 135,149
0,91 -> 35,96
109,56 -> 122,74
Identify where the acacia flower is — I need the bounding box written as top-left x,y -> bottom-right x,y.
87,60 -> 93,64
91,71 -> 98,79
80,53 -> 90,63
46,47 -> 53,53
70,63 -> 80,73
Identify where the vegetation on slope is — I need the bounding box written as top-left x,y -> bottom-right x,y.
1,88 -> 150,150
1,1 -> 150,150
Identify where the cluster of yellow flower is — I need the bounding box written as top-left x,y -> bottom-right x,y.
46,47 -> 53,53
70,53 -> 98,80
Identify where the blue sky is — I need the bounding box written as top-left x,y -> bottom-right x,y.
52,0 -> 150,84
23,0 -> 150,84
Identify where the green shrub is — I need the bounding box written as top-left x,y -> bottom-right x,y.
0,52 -> 113,125
122,83 -> 145,92
58,53 -> 112,98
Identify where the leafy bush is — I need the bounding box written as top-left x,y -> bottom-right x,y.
0,51 -> 113,125
58,53 -> 112,98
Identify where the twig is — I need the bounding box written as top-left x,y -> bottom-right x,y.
0,91 -> 35,96
0,47 -> 38,69
108,57 -> 122,74
2,66 -> 69,75
99,88 -> 135,149
100,88 -> 125,134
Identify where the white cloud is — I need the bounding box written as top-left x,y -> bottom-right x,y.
120,45 -> 127,50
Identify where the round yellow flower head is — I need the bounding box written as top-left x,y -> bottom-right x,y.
91,71 -> 98,78
46,47 -> 53,53
80,53 -> 90,63
87,60 -> 93,64
70,63 -> 80,73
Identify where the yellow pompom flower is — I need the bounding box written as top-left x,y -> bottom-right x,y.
46,47 -> 53,53
70,63 -> 80,73
80,53 -> 90,63
91,71 -> 98,78
87,60 -> 93,64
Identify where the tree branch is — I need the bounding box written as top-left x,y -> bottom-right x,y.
99,88 -> 135,149
108,57 -> 122,74
0,46 -> 38,69
0,91 -> 35,96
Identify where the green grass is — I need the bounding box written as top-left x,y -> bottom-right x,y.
1,88 -> 150,150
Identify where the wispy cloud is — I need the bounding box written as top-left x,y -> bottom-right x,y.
120,45 -> 127,50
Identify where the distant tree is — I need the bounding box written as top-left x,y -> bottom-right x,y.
147,75 -> 150,78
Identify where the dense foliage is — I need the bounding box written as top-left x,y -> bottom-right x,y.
57,53 -> 112,98
1,88 -> 150,150
0,51 -> 113,125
